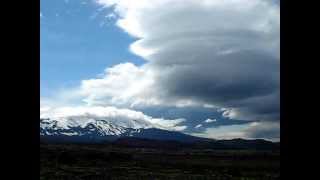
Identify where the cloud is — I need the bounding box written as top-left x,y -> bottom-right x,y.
106,13 -> 116,19
83,0 -> 280,139
204,119 -> 216,123
91,0 -> 280,119
40,105 -> 187,131
79,62 -> 203,108
195,124 -> 202,129
80,63 -> 157,106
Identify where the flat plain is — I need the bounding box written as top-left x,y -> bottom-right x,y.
40,143 -> 280,180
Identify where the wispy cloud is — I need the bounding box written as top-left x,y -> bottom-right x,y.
204,119 -> 216,123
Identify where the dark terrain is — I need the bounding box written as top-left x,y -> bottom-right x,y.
40,138 -> 280,180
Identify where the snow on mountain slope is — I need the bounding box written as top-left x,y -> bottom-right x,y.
40,106 -> 187,139
40,118 -> 130,136
40,117 -> 206,144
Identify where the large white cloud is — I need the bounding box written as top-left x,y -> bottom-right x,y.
79,62 -> 203,108
97,0 -> 279,57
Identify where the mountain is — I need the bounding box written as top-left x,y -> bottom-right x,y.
40,118 -> 203,143
40,118 -> 279,150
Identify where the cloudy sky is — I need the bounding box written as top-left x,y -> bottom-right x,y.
40,0 -> 280,141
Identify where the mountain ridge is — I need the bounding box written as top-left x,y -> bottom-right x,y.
40,118 -> 279,150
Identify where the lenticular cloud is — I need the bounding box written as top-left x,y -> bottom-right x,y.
87,0 -> 280,123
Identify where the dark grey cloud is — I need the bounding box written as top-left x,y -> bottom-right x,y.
78,0 -> 280,139
149,50 -> 279,122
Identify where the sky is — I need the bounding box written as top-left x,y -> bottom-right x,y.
40,0 -> 144,97
40,0 -> 280,141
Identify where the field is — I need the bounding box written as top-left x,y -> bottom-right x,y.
40,143 -> 280,180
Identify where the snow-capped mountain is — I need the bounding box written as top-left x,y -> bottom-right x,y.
40,106 -> 193,143
40,117 -> 201,143
40,118 -> 280,150
40,118 -> 129,136
40,117 -> 150,141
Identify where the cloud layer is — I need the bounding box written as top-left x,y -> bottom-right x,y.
40,105 -> 187,131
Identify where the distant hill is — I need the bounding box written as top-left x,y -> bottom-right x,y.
110,137 -> 279,150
